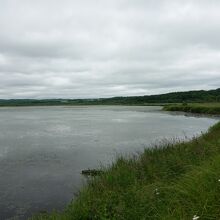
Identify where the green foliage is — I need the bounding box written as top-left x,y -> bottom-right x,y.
31,122 -> 220,220
1,88 -> 220,106
164,103 -> 220,115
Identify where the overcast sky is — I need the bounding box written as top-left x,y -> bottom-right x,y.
0,0 -> 220,99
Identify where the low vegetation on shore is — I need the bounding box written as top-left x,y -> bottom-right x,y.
163,103 -> 220,115
32,119 -> 220,219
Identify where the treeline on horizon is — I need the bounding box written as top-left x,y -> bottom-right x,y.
0,88 -> 220,106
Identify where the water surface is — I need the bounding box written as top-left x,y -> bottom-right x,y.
0,106 -> 218,219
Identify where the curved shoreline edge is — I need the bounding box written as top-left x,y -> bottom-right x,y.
31,109 -> 220,220
163,103 -> 220,115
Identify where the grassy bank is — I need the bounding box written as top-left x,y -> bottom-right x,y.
31,120 -> 220,220
163,103 -> 220,115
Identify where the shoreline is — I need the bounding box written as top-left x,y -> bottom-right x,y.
31,108 -> 220,220
163,103 -> 220,115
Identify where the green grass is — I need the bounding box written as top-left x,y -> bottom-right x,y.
31,122 -> 220,220
163,103 -> 220,115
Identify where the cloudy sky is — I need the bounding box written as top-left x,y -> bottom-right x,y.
0,0 -> 220,99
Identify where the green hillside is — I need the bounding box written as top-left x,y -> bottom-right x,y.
0,88 -> 220,106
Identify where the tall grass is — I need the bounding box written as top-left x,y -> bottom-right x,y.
31,122 -> 220,220
163,103 -> 220,115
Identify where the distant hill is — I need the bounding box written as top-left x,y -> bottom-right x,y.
0,88 -> 220,106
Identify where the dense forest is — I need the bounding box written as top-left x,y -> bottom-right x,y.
0,88 -> 220,106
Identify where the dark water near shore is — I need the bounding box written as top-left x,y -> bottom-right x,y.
0,106 -> 218,219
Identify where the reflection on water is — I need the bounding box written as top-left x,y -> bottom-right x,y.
0,106 -> 218,219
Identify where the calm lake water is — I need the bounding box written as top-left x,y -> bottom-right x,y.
0,106 -> 218,219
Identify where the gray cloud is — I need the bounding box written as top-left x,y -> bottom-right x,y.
0,0 -> 220,99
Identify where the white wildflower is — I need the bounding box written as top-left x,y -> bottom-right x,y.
193,215 -> 199,220
155,188 -> 160,195
218,179 -> 220,182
